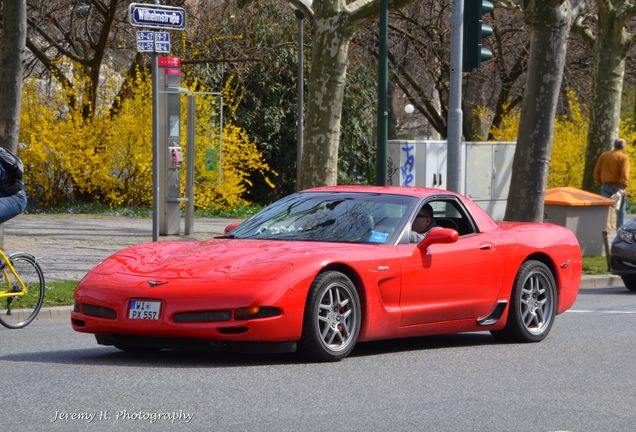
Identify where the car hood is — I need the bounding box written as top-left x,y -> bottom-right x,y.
90,238 -> 352,280
618,219 -> 636,232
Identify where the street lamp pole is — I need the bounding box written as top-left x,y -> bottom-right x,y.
376,0 -> 388,186
295,8 -> 305,190
295,0 -> 312,190
446,0 -> 464,193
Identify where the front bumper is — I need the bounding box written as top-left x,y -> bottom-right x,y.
610,239 -> 636,277
72,273 -> 306,345
71,301 -> 302,344
94,333 -> 297,353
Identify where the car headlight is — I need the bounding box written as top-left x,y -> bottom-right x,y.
618,228 -> 635,244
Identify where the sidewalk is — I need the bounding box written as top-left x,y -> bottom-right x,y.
3,214 -> 241,282
1,213 -> 624,325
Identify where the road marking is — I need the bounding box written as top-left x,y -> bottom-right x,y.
567,309 -> 636,314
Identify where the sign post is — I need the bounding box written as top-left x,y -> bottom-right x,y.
128,3 -> 186,241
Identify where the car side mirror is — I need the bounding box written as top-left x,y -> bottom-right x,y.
417,227 -> 459,251
224,221 -> 241,234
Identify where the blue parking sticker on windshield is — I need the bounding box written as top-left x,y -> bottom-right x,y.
369,231 -> 389,243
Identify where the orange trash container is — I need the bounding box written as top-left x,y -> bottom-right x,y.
544,187 -> 615,256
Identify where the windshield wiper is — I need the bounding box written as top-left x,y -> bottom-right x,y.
216,234 -> 236,239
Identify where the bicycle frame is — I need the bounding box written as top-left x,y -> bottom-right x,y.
0,248 -> 27,299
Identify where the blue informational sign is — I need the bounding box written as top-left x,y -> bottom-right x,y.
135,31 -> 171,54
154,32 -> 170,43
155,41 -> 170,54
128,3 -> 186,30
137,41 -> 154,52
155,31 -> 170,53
136,31 -> 154,42
136,31 -> 154,52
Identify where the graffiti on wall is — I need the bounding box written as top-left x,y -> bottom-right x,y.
400,143 -> 415,186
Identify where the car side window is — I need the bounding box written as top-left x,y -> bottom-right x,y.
428,199 -> 477,237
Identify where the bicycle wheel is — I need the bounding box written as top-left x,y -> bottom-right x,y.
0,253 -> 45,329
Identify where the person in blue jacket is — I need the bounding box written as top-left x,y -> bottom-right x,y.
0,147 -> 26,224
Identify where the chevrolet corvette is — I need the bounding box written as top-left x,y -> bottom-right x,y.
72,186 -> 581,361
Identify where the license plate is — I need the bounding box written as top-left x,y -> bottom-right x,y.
128,300 -> 161,320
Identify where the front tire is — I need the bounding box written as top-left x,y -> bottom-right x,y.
299,271 -> 361,362
620,276 -> 636,292
491,260 -> 557,343
0,253 -> 46,329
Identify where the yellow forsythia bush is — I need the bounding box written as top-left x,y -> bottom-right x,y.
184,77 -> 276,209
489,93 -> 636,194
19,73 -> 275,209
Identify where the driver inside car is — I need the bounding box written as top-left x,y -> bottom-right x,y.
410,203 -> 437,243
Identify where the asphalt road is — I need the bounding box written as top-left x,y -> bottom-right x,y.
1,286 -> 635,431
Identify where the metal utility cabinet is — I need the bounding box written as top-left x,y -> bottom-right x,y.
387,140 -> 515,220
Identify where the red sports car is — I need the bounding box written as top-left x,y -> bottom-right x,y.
72,186 -> 581,361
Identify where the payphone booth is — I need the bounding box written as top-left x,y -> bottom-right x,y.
157,56 -> 182,235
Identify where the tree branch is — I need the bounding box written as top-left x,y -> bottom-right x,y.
27,17 -> 86,64
572,13 -> 596,46
181,57 -> 262,65
88,0 -> 109,16
348,0 -> 418,26
387,50 -> 446,134
617,1 -> 636,27
25,38 -> 77,111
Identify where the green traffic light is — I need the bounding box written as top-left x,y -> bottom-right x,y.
462,0 -> 494,72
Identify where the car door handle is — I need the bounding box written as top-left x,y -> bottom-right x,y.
479,243 -> 495,251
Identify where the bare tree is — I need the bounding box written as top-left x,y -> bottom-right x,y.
26,0 -> 132,118
353,2 -> 530,141
0,0 -> 27,153
577,0 -> 636,192
236,0 -> 416,188
504,0 -> 586,222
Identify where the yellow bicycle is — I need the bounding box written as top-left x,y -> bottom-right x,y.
0,249 -> 45,329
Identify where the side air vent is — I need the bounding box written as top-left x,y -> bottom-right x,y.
477,300 -> 508,326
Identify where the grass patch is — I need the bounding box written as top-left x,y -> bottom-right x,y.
43,280 -> 78,307
1,280 -> 77,309
582,256 -> 610,275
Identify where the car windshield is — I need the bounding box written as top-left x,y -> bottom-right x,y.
227,192 -> 417,244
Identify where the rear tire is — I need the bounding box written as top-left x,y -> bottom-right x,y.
299,271 -> 361,362
0,253 -> 45,329
491,260 -> 556,343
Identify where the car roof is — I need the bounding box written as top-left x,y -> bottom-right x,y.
304,185 -> 454,198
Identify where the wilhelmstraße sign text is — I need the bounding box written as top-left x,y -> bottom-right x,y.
128,3 -> 186,31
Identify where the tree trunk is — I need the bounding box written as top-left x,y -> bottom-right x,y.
581,6 -> 629,192
299,14 -> 353,189
0,0 -> 27,154
504,0 -> 576,222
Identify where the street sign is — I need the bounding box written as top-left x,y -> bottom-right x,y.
154,31 -> 170,54
135,31 -> 171,54
136,31 -> 155,52
128,3 -> 186,30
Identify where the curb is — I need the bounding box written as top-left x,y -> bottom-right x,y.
31,306 -> 73,325
579,275 -> 624,289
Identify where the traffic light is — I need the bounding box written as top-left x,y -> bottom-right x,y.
463,0 -> 494,72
